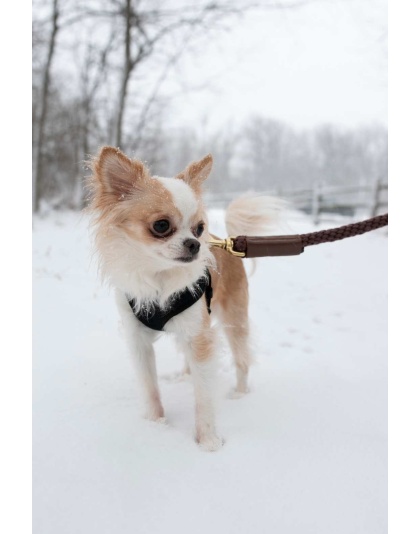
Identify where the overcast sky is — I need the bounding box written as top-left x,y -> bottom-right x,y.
162,0 -> 387,133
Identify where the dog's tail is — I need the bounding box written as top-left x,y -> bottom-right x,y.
224,194 -> 284,275
225,193 -> 284,238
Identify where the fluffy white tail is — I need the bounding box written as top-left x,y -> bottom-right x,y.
225,194 -> 284,237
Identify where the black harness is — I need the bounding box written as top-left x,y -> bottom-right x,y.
127,269 -> 213,332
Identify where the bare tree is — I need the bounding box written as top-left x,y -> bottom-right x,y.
110,0 -> 247,149
34,0 -> 371,211
72,35 -> 117,207
33,0 -> 60,212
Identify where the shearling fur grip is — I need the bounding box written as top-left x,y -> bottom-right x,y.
232,235 -> 304,257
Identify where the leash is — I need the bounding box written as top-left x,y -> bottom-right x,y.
209,213 -> 388,258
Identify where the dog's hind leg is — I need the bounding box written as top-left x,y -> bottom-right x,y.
212,252 -> 253,396
220,299 -> 253,396
224,321 -> 252,396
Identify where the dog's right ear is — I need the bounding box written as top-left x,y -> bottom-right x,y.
93,146 -> 149,200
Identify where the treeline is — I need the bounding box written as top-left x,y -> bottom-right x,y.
157,119 -> 388,196
32,0 -> 387,211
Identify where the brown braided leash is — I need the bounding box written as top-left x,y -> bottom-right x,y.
209,213 -> 388,258
301,213 -> 388,248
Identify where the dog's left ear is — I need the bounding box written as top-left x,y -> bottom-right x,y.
176,154 -> 213,191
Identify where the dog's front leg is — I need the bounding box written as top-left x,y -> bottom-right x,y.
177,311 -> 223,451
132,335 -> 164,421
116,292 -> 164,421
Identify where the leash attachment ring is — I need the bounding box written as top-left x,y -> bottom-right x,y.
208,236 -> 245,257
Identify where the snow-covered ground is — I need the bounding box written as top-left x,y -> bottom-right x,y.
33,207 -> 387,534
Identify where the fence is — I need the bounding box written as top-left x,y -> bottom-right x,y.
204,179 -> 388,225
281,179 -> 388,224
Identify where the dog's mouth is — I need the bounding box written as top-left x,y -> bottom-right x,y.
176,256 -> 196,263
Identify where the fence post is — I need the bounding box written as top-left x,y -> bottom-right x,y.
312,181 -> 321,225
371,178 -> 382,218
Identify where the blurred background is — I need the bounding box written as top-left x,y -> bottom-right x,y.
32,0 -> 387,221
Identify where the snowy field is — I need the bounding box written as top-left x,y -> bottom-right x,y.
33,207 -> 387,534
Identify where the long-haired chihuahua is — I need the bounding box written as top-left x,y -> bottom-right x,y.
88,147 -> 281,450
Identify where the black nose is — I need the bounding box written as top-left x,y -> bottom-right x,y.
184,238 -> 201,256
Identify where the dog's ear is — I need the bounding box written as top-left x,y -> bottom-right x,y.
93,146 -> 149,199
176,154 -> 213,191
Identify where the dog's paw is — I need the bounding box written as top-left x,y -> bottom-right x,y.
161,370 -> 191,383
196,434 -> 225,452
144,405 -> 166,423
145,414 -> 167,425
228,387 -> 250,400
156,416 -> 167,425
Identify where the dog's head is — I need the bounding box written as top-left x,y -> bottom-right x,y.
88,147 -> 213,279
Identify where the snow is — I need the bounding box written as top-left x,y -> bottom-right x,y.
33,208 -> 387,534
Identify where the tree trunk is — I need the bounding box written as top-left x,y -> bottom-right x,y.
115,0 -> 132,149
33,0 -> 59,213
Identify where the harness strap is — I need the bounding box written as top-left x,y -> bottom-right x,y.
128,269 -> 212,332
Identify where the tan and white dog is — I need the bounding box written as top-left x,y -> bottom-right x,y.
88,146 -> 281,451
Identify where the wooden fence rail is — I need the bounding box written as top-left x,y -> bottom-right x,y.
281,179 -> 388,224
204,179 -> 388,225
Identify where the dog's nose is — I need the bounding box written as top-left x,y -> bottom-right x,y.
184,238 -> 201,256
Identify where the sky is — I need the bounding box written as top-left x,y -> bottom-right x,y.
162,0 -> 387,133
35,0 -> 387,136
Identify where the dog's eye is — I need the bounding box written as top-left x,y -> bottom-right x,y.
152,220 -> 171,235
196,223 -> 205,237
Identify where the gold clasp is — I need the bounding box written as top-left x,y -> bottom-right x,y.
208,236 -> 245,257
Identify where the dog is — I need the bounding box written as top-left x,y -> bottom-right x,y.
88,146 -> 281,450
